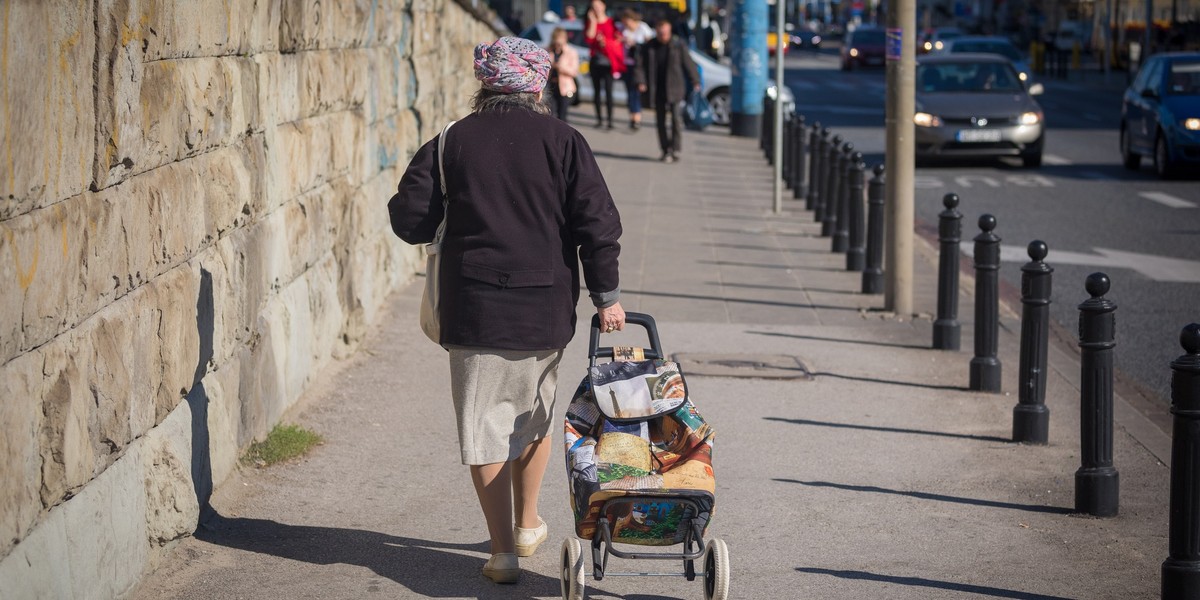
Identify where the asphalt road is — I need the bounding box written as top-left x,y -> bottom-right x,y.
782,49 -> 1200,408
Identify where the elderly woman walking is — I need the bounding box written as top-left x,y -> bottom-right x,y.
387,37 -> 625,584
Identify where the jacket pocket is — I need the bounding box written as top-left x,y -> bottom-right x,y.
461,260 -> 554,289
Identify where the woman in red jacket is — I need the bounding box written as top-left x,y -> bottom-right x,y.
585,0 -> 625,129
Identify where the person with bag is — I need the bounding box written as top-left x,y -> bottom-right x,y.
387,36 -> 625,585
636,19 -> 700,163
584,0 -> 625,129
546,27 -> 580,121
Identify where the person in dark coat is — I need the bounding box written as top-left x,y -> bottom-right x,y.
387,36 -> 625,584
636,20 -> 701,163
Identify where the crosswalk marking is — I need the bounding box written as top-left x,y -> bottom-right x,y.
1043,154 -> 1072,165
1139,191 -> 1198,209
960,242 -> 1200,282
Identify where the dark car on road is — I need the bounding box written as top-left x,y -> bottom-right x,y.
1120,52 -> 1200,178
913,54 -> 1046,167
841,27 -> 886,70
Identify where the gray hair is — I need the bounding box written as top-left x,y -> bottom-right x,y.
470,87 -> 551,115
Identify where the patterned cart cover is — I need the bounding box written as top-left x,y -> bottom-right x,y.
564,359 -> 715,546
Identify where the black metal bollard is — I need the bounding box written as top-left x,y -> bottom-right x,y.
861,164 -> 885,294
827,141 -> 851,244
782,114 -> 793,186
819,136 -> 843,236
832,146 -> 855,253
969,214 -> 1002,392
1013,240 -> 1053,444
933,193 -> 963,350
1076,272 -> 1120,517
845,153 -> 866,271
805,124 -> 821,210
791,114 -> 808,199
816,133 -> 840,226
1163,323 -> 1200,599
760,95 -> 771,155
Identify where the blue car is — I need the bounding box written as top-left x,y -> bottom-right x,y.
1120,52 -> 1200,178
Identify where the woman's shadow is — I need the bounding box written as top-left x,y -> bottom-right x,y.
196,513 -> 563,598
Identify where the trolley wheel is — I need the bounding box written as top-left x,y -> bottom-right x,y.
702,539 -> 730,600
561,538 -> 585,600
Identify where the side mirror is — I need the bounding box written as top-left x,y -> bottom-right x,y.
1028,82 -> 1045,96
1141,87 -> 1158,99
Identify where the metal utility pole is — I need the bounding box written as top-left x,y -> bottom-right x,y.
884,0 -> 915,315
731,0 -> 768,138
773,0 -> 786,213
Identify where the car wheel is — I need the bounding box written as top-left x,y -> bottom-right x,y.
1120,126 -> 1140,170
708,88 -> 732,127
1154,132 -> 1176,179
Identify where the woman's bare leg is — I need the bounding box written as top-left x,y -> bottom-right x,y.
470,462 -> 515,554
511,436 -> 554,529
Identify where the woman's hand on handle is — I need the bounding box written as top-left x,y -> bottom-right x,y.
598,302 -> 626,333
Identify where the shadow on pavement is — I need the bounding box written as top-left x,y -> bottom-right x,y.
704,242 -> 833,254
195,514 -> 561,599
591,149 -> 660,163
703,227 -> 819,238
764,416 -> 1009,443
773,480 -> 1072,515
794,567 -> 1074,600
622,289 -> 867,312
811,371 -> 968,392
747,330 -> 927,350
696,259 -> 846,272
709,282 -> 864,295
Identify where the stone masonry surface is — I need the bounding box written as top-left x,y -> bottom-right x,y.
0,1 -> 502,597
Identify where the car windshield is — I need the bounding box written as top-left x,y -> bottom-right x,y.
852,30 -> 885,45
918,62 -> 1024,93
951,41 -> 1021,61
1166,61 -> 1200,95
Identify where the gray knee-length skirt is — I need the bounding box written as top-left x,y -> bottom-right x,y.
447,346 -> 564,465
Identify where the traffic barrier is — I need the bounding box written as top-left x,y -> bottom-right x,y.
791,114 -> 808,198
861,164 -> 886,294
932,193 -> 962,351
782,114 -> 793,186
819,135 -> 842,236
829,141 -> 852,247
805,124 -> 821,210
1013,240 -> 1052,444
969,214 -> 1002,392
1075,272 -> 1119,517
1162,323 -> 1200,599
845,153 -> 866,272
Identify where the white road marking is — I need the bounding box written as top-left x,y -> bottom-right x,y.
1043,154 -> 1072,165
915,174 -> 1056,189
960,242 -> 1200,283
1139,191 -> 1198,209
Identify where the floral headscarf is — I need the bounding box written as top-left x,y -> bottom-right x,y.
473,36 -> 552,94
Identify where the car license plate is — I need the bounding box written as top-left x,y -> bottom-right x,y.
956,129 -> 1002,142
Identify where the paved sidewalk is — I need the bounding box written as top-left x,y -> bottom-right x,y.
136,111 -> 1169,599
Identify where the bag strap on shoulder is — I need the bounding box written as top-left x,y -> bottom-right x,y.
430,120 -> 456,249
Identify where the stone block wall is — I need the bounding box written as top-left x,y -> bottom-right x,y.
0,1 -> 501,597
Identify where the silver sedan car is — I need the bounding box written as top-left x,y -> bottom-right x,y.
913,53 -> 1046,167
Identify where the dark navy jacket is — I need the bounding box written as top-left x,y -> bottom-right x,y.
389,109 -> 622,350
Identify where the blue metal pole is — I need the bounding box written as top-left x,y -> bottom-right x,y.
730,0 -> 768,137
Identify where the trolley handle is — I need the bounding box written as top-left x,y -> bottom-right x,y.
588,312 -> 663,361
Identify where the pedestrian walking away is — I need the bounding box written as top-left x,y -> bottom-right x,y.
619,9 -> 653,130
387,35 -> 625,585
585,0 -> 625,129
547,28 -> 580,122
636,19 -> 700,163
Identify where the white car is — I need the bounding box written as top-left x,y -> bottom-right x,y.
519,18 -> 794,126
